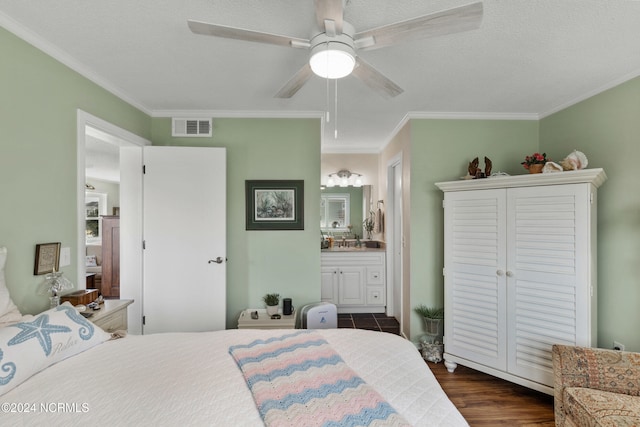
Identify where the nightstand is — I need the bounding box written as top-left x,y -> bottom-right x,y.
88,299 -> 133,333
237,308 -> 296,329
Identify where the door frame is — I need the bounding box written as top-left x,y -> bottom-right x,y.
76,110 -> 150,297
386,153 -> 403,333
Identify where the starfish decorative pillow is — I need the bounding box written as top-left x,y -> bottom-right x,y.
0,302 -> 111,396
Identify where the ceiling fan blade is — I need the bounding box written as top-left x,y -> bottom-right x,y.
274,63 -> 314,98
351,57 -> 403,99
314,0 -> 344,35
188,20 -> 310,48
355,2 -> 483,51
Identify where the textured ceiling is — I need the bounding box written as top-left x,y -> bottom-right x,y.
1,0 -> 639,153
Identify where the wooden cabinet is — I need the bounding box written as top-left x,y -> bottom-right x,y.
321,251 -> 386,313
101,216 -> 120,298
436,169 -> 607,395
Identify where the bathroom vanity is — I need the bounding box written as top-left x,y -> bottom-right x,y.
320,245 -> 386,313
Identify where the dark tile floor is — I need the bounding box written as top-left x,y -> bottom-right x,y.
338,313 -> 400,335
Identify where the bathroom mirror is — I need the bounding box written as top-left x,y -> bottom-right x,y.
320,185 -> 371,237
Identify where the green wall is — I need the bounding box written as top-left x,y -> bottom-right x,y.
408,119 -> 539,341
0,26 -> 321,328
408,78 -> 640,352
3,21 -> 639,350
150,118 -> 321,328
0,27 -> 151,314
540,76 -> 640,352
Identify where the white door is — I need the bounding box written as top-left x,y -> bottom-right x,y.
392,161 -> 402,320
506,184 -> 589,385
443,188 -> 507,371
143,146 -> 226,334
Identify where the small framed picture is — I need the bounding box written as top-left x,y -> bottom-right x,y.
34,242 -> 61,275
246,180 -> 304,230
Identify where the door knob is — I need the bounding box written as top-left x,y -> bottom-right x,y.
208,257 -> 225,264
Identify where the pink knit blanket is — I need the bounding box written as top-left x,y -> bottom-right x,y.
229,330 -> 410,427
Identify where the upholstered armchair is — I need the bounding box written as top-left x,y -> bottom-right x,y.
552,344 -> 640,426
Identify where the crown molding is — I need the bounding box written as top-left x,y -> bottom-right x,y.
406,111 -> 540,121
379,111 -> 540,153
322,144 -> 381,154
151,110 -> 325,119
0,11 -> 152,116
539,68 -> 640,118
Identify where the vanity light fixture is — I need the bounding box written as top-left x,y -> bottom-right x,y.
326,169 -> 363,188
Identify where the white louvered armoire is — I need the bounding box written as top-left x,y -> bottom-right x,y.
436,168 -> 607,395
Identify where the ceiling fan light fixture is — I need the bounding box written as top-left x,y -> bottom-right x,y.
309,42 -> 356,79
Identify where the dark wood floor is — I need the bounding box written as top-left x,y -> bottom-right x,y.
428,361 -> 555,426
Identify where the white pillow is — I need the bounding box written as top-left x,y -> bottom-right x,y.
85,255 -> 98,267
0,247 -> 22,328
0,302 -> 111,396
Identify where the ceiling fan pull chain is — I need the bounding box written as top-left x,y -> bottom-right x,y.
325,42 -> 331,124
334,77 -> 338,139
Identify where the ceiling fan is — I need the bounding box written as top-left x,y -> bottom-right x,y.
188,1 -> 483,99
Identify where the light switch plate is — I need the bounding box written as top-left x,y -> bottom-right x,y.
60,247 -> 71,267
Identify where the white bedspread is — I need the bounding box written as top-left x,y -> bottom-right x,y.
2,329 -> 467,426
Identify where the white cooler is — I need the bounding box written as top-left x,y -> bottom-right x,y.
297,302 -> 337,329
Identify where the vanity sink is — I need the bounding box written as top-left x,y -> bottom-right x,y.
321,240 -> 384,252
322,246 -> 366,252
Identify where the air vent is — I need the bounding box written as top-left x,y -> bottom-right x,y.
172,118 -> 212,137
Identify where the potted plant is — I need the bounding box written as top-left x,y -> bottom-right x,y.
521,152 -> 549,174
414,305 -> 445,363
363,211 -> 375,239
262,293 -> 280,316
414,305 -> 444,341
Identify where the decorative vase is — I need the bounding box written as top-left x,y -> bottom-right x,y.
49,295 -> 60,309
422,317 -> 442,344
266,305 -> 279,316
528,163 -> 544,174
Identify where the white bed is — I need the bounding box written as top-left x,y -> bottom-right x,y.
2,326 -> 467,426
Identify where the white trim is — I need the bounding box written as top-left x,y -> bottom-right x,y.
406,111 -> 540,121
76,109 -> 150,288
152,109 -> 325,119
386,153 -> 403,333
322,145 -> 382,154
0,11 -> 151,115
379,114 -> 412,154
379,111 -> 540,154
540,68 -> 640,118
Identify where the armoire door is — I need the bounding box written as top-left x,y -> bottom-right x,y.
142,146 -> 226,334
443,188 -> 507,371
506,183 -> 590,385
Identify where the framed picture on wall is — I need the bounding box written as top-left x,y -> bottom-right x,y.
33,242 -> 61,275
245,180 -> 304,230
